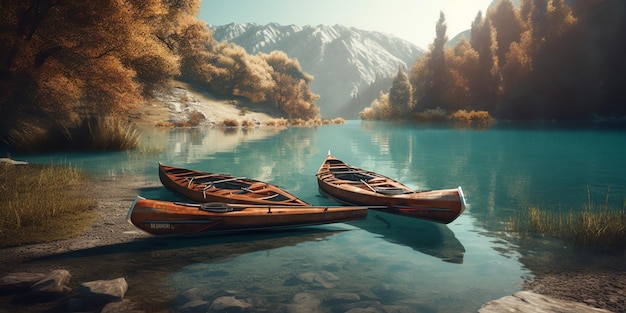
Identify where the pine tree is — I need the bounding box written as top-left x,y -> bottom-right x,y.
388,67 -> 412,118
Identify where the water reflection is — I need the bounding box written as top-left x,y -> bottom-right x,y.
21,228 -> 346,310
351,211 -> 465,264
9,121 -> 623,312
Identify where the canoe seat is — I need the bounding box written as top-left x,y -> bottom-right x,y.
374,187 -> 409,195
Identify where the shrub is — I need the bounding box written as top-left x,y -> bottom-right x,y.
415,107 -> 448,122
220,118 -> 239,127
187,110 -> 206,126
241,119 -> 257,128
448,110 -> 494,127
265,118 -> 289,127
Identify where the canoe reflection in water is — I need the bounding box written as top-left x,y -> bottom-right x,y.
350,210 -> 465,264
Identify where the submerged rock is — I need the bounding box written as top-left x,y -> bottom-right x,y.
292,270 -> 340,289
209,296 -> 251,312
479,291 -> 613,313
101,299 -> 142,313
178,299 -> 211,313
286,292 -> 323,313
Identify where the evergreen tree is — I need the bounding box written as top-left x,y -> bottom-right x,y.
426,12 -> 448,111
388,67 -> 412,117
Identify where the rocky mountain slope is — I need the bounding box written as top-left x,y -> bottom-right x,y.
210,23 -> 424,118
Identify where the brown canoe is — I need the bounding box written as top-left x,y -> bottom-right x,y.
126,196 -> 368,235
316,152 -> 466,224
159,163 -> 309,206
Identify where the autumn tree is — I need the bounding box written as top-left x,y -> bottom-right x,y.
261,51 -> 320,120
0,0 -> 193,141
443,40 -> 479,111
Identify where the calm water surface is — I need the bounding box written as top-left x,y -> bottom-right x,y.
11,121 -> 626,312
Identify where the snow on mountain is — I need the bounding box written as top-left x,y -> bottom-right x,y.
210,23 -> 424,118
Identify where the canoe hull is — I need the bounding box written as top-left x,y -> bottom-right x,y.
127,196 -> 368,235
159,163 -> 309,206
316,154 -> 466,224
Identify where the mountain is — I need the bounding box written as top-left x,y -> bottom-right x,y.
210,23 -> 424,118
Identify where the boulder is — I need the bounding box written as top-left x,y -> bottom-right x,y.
80,277 -> 128,303
0,272 -> 45,292
30,269 -> 72,296
479,291 -> 613,313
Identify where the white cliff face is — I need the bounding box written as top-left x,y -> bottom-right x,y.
210,23 -> 424,118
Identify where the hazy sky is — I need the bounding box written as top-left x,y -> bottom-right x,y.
198,0 -> 494,49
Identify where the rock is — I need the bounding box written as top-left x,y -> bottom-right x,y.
80,277 -> 128,303
178,300 -> 211,313
479,291 -> 614,313
326,292 -> 361,303
0,158 -> 28,165
175,287 -> 213,305
30,269 -> 72,296
293,270 -> 340,289
286,293 -> 323,313
209,296 -> 251,312
371,283 -> 411,302
337,300 -> 385,313
101,299 -> 142,313
0,272 -> 45,292
345,307 -> 384,313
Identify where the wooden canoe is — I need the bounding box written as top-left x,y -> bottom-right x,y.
126,196 -> 368,235
316,152 -> 466,224
158,163 -> 309,206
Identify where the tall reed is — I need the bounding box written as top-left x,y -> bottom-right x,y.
509,188 -> 626,247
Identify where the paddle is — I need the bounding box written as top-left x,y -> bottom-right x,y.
367,205 -> 452,212
174,201 -> 246,212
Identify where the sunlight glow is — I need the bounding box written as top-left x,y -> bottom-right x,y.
199,0 -> 494,48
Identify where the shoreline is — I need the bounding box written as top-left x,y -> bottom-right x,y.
2,84 -> 625,312
1,175 -> 624,312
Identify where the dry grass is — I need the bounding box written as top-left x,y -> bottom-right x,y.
264,118 -> 289,127
7,117 -> 141,152
0,162 -> 97,247
509,189 -> 626,247
87,118 -> 141,150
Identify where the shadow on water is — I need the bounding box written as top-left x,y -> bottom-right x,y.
350,210 -> 465,264
4,228 -> 348,312
22,228 -> 345,287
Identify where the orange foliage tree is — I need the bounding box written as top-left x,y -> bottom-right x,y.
261,51 -> 320,120
0,0 -> 195,138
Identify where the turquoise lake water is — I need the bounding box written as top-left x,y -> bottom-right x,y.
9,120 -> 626,312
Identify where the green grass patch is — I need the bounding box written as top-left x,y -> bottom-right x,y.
509,198 -> 626,248
0,162 -> 97,247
